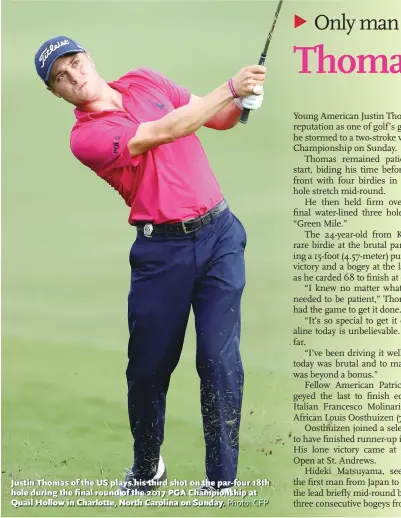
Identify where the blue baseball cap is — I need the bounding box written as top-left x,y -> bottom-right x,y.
35,36 -> 86,84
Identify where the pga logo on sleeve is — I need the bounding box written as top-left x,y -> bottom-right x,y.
113,136 -> 121,154
39,39 -> 70,68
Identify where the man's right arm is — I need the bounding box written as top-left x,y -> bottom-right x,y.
127,65 -> 266,157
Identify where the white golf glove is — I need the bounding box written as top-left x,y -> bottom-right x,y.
234,85 -> 264,111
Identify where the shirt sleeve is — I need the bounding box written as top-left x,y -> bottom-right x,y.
70,119 -> 141,174
137,68 -> 191,109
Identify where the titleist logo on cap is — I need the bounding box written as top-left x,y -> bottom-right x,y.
39,39 -> 70,68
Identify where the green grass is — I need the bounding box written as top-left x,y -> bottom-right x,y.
2,338 -> 293,517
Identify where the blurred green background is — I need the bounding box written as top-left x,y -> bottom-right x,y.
2,0 -> 401,517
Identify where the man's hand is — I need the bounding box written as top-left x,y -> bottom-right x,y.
231,66 -> 266,97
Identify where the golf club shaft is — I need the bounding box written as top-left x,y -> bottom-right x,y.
240,0 -> 283,125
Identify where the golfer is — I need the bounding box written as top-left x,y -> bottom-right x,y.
35,36 -> 265,495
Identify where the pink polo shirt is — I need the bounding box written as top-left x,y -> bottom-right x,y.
70,68 -> 224,224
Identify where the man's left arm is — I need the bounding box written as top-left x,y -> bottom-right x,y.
189,95 -> 241,130
189,92 -> 264,130
147,68 -> 263,131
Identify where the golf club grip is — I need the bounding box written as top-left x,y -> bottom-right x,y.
239,108 -> 250,124
239,55 -> 266,125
